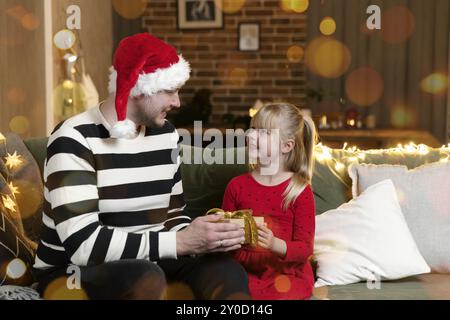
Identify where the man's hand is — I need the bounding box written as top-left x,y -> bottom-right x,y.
176,214 -> 246,256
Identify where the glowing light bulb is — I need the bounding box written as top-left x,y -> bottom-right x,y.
8,182 -> 20,196
2,195 -> 17,213
4,151 -> 23,169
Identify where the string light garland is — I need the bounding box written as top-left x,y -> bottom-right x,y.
8,182 -> 20,196
0,132 -> 23,213
314,142 -> 450,178
2,195 -> 17,213
4,151 -> 23,170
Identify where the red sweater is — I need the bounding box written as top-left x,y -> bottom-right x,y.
222,173 -> 315,300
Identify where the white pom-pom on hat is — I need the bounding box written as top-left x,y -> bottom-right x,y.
109,119 -> 138,139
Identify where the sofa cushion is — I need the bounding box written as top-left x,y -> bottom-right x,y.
313,273 -> 450,300
349,161 -> 450,273
0,207 -> 36,286
1,133 -> 43,242
314,180 -> 430,287
312,144 -> 447,215
0,173 -> 24,238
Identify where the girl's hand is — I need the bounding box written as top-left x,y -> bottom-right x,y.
257,224 -> 275,251
257,224 -> 287,257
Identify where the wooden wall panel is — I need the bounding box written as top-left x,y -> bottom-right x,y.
0,0 -> 46,138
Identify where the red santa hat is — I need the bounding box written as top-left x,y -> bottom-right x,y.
107,33 -> 191,138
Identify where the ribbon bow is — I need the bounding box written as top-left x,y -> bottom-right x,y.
206,208 -> 259,246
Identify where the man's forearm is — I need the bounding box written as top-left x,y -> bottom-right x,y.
176,229 -> 190,256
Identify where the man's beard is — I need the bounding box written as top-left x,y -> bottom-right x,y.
134,107 -> 163,128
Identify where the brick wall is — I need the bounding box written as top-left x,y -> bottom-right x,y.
142,0 -> 307,123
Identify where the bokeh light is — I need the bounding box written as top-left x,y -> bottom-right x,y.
6,5 -> 28,20
345,67 -> 384,106
391,105 -> 416,128
6,258 -> 27,280
305,37 -> 351,78
20,13 -> 40,30
43,277 -> 88,300
420,73 -> 449,95
286,45 -> 304,63
274,275 -> 291,293
9,116 -> 30,135
281,0 -> 309,13
53,29 -> 76,50
63,80 -> 74,90
214,0 -> 246,14
163,282 -> 194,300
112,0 -> 148,19
380,5 -> 415,44
229,67 -> 249,86
320,17 -> 337,36
7,87 -> 26,105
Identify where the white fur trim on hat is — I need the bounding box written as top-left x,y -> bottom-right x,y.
110,119 -> 138,139
108,55 -> 191,96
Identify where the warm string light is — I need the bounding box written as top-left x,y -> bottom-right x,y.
4,151 -> 24,170
0,132 -> 22,213
8,182 -> 20,196
314,142 -> 450,173
2,195 -> 17,213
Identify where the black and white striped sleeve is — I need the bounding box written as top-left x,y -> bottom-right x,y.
46,125 -> 178,266
164,135 -> 192,232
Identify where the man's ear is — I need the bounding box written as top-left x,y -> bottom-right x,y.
281,139 -> 295,154
131,94 -> 145,101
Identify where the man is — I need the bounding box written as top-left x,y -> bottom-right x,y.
33,33 -> 249,300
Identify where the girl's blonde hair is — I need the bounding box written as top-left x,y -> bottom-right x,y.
250,102 -> 318,210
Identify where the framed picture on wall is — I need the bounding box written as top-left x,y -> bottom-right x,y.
238,22 -> 260,52
177,0 -> 224,30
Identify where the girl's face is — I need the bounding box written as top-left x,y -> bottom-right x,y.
247,128 -> 281,167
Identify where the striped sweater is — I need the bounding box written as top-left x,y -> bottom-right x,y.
33,105 -> 190,271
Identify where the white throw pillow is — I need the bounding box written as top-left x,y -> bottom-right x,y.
348,162 -> 450,273
314,179 -> 430,287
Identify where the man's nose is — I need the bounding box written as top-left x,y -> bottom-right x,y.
171,92 -> 181,108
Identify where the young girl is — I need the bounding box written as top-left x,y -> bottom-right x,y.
222,103 -> 317,300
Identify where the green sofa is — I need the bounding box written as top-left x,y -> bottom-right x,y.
22,137 -> 450,300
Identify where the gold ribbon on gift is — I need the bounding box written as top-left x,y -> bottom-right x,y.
206,208 -> 259,246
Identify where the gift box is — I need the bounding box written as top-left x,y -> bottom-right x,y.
206,208 -> 264,246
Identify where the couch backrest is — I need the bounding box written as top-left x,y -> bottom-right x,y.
24,138 -> 446,219
23,137 -> 48,179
